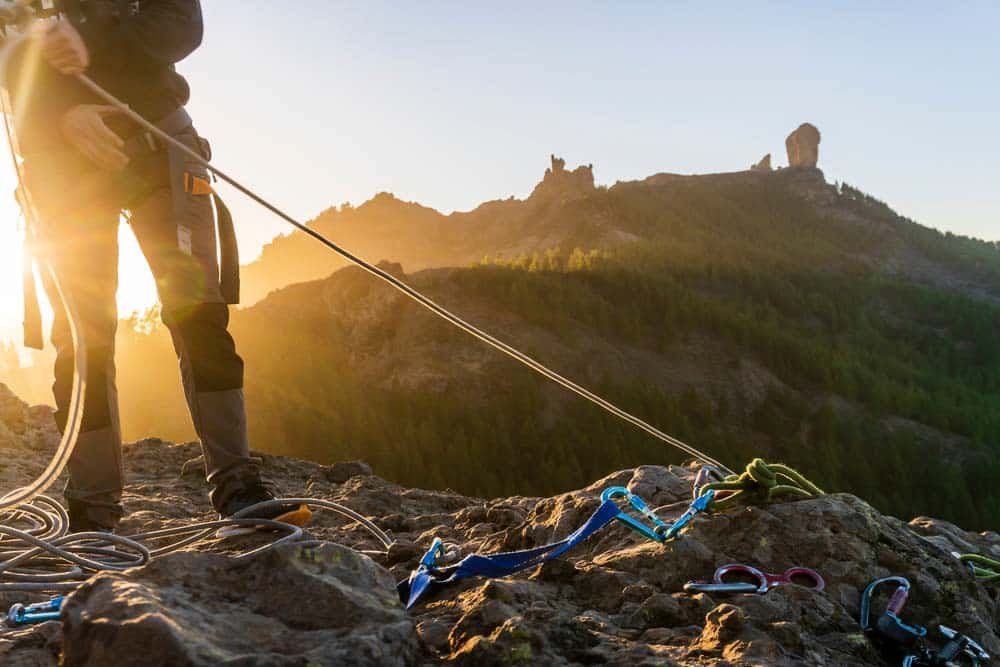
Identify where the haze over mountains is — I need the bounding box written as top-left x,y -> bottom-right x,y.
5,125 -> 999,529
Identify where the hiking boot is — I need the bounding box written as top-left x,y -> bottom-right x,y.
217,478 -> 305,522
209,465 -> 312,535
66,497 -> 122,534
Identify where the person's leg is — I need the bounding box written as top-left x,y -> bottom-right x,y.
127,182 -> 258,512
37,206 -> 124,530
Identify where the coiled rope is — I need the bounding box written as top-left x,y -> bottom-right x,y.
698,458 -> 823,511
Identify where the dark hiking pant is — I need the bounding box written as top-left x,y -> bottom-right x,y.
30,130 -> 252,527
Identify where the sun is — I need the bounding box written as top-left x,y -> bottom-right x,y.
0,151 -> 160,348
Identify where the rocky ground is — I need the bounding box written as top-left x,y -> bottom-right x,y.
0,387 -> 997,665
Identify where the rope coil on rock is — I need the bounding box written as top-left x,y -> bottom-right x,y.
0,496 -> 395,592
698,458 -> 824,511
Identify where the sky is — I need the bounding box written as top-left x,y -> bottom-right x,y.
0,1 -> 997,347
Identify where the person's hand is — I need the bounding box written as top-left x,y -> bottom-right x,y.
40,20 -> 89,75
59,104 -> 130,172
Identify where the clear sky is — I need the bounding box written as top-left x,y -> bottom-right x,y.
0,1 -> 997,346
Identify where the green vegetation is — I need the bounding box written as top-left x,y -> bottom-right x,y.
112,172 -> 999,529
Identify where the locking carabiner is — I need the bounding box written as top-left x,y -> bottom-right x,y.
859,576 -> 927,647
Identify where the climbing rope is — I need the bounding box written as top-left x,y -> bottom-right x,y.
0,496 -> 394,593
697,458 -> 824,511
956,554 -> 1000,582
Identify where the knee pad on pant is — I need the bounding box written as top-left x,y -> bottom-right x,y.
53,344 -> 114,433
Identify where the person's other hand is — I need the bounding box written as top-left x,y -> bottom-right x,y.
59,104 -> 130,172
40,21 -> 89,75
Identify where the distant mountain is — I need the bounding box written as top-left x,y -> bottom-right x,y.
241,155 -> 1000,308
114,164 -> 1000,529
240,156 -> 640,305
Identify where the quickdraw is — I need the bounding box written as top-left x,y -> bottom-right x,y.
400,484 -> 714,608
7,596 -> 64,626
602,486 -> 715,543
859,576 -> 989,666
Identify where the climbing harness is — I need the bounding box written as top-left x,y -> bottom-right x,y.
399,485 -> 710,609
698,458 -> 823,511
859,576 -> 990,666
7,596 -> 63,626
683,563 -> 824,595
953,552 -> 1000,582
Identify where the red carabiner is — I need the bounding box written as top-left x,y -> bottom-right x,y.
714,564 -> 825,594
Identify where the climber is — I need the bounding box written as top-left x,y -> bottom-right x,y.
6,1 -> 306,533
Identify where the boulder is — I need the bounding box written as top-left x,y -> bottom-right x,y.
60,543 -> 420,667
326,459 -> 374,483
785,123 -> 821,168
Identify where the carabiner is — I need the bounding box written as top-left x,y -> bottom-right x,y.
7,596 -> 64,626
859,576 -> 926,647
937,625 -> 990,665
601,486 -> 669,543
601,487 -> 715,543
419,537 -> 445,569
660,490 -> 715,541
693,466 -> 725,498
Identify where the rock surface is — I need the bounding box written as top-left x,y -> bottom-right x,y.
529,154 -> 596,203
0,438 -> 995,665
750,153 -> 772,171
0,388 -> 996,665
785,122 -> 821,168
61,542 -> 418,666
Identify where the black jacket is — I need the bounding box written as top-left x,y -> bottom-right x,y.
10,0 -> 203,154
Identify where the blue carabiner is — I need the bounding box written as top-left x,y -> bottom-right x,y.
7,597 -> 64,626
420,537 -> 445,569
601,487 -> 715,543
601,486 -> 670,542
660,490 -> 715,541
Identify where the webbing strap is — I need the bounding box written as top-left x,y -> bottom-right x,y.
21,230 -> 42,349
212,192 -> 240,304
398,498 -> 622,608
